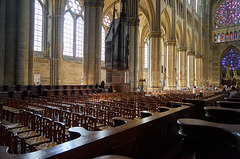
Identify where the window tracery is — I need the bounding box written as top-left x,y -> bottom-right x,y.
215,0 -> 240,28
221,49 -> 240,71
34,0 -> 43,52
63,0 -> 84,58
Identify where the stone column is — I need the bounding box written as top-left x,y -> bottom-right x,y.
28,0 -> 34,85
166,41 -> 176,88
177,47 -> 187,87
4,0 -> 17,85
149,32 -> 161,88
195,54 -> 202,87
0,0 -> 6,85
15,0 -> 31,85
138,44 -> 144,82
127,0 -> 139,90
187,51 -> 195,87
128,18 -> 139,90
83,0 -> 104,85
48,0 -> 64,85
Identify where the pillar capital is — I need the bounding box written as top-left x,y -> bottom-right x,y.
84,0 -> 104,7
177,46 -> 187,52
187,51 -> 195,55
195,54 -> 203,58
128,17 -> 140,26
148,31 -> 161,38
165,40 -> 176,45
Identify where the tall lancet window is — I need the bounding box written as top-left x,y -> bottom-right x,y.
144,38 -> 148,69
101,26 -> 106,61
34,0 -> 43,52
63,0 -> 84,58
101,14 -> 111,61
196,0 -> 198,12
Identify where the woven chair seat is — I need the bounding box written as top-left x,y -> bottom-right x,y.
36,142 -> 58,150
10,127 -> 30,134
17,131 -> 40,139
5,123 -> 24,129
26,136 -> 50,145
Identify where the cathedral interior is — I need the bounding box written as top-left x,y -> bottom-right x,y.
0,0 -> 240,159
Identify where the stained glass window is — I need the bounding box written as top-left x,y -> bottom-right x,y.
101,26 -> 106,61
221,49 -> 240,71
230,32 -> 234,41
63,0 -> 84,58
101,15 -> 111,62
234,31 -> 238,40
144,39 -> 148,69
76,17 -> 84,58
239,31 -> 240,40
215,0 -> 240,28
218,33 -> 221,42
103,15 -> 111,27
34,0 -> 43,52
222,33 -> 225,42
226,32 -> 229,41
63,12 -> 74,56
214,34 -> 217,43
196,0 -> 198,12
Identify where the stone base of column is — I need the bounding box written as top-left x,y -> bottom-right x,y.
163,86 -> 177,90
177,86 -> 188,90
147,87 -> 162,92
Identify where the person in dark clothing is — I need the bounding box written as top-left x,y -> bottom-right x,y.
100,81 -> 105,88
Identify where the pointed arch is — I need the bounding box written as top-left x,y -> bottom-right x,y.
194,36 -> 198,53
186,29 -> 192,50
176,21 -> 183,47
221,45 -> 240,60
161,9 -> 172,40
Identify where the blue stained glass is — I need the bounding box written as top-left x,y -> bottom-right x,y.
221,49 -> 240,71
215,0 -> 240,27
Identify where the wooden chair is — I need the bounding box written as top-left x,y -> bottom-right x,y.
17,114 -> 42,153
61,110 -> 72,141
36,121 -> 65,151
7,111 -> 33,153
72,113 -> 84,127
25,117 -> 52,152
83,115 -> 98,131
106,111 -> 119,127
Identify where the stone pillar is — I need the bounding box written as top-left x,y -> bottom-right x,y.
195,54 -> 202,87
177,47 -> 187,87
138,44 -> 144,82
166,41 -> 176,88
0,0 -> 6,85
128,18 -> 139,90
4,0 -> 17,85
187,51 -> 195,87
48,0 -> 64,85
83,0 -> 104,85
28,0 -> 34,85
149,32 -> 161,88
15,0 -> 31,85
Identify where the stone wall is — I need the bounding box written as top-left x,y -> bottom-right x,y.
33,58 -> 50,85
62,61 -> 83,85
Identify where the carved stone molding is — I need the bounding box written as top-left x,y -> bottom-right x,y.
187,51 -> 195,55
165,40 -> 176,45
128,17 -> 140,26
148,31 -> 161,38
177,46 -> 187,52
195,54 -> 203,58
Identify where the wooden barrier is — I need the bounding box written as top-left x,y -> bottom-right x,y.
0,105 -> 193,159
182,94 -> 225,119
